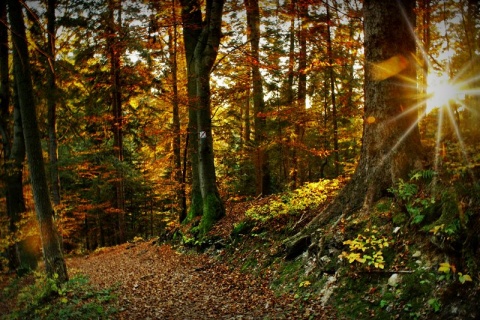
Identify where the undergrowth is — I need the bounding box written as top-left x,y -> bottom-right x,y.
245,179 -> 342,222
221,170 -> 480,319
2,272 -> 118,320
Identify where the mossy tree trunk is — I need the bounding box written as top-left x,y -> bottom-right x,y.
180,0 -> 225,234
8,0 -> 68,283
285,0 -> 423,258
180,0 -> 203,222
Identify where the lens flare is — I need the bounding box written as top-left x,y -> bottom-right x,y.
426,73 -> 462,113
375,2 -> 480,184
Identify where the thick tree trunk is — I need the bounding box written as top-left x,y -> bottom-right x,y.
6,95 -> 39,274
245,0 -> 270,196
181,0 -> 203,222
8,0 -> 68,283
1,4 -> 36,273
285,0 -> 423,258
181,0 -> 225,234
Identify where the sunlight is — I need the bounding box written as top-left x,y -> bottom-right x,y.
426,73 -> 463,113
379,1 -> 480,184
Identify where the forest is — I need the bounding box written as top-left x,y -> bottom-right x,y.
0,0 -> 479,318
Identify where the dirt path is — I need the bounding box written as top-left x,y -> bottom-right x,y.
67,240 -> 327,319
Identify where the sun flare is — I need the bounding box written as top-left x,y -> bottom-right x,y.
426,73 -> 462,113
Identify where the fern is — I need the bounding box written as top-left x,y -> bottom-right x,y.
410,169 -> 436,181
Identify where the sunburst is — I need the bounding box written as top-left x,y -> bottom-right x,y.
368,4 -> 480,182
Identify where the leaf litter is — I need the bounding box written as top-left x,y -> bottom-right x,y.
67,239 -> 328,319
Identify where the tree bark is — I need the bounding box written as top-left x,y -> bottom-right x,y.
180,0 -> 226,234
180,0 -> 203,222
1,4 -> 36,273
8,0 -> 68,283
284,0 -> 423,259
6,95 -> 39,274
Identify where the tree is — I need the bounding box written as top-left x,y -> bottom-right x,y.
107,0 -> 126,243
285,0 -> 423,258
7,0 -> 68,282
180,0 -> 226,234
46,0 -> 61,206
244,0 -> 270,196
0,1 -> 8,151
167,0 -> 187,222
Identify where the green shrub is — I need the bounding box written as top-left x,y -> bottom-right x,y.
5,272 -> 117,320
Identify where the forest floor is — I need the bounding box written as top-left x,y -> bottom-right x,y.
0,197 -> 335,319
65,238 -> 333,319
3,175 -> 479,319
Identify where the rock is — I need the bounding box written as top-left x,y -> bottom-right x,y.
388,273 -> 401,287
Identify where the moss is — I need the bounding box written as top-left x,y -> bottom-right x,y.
392,212 -> 408,225
376,199 -> 392,213
241,257 -> 258,272
198,192 -> 225,236
334,272 -> 389,319
184,189 -> 203,223
232,220 -> 254,237
271,258 -> 303,294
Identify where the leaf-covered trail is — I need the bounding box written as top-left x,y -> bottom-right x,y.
67,240 -> 327,319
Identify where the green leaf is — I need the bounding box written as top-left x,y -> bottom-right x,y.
412,214 -> 425,224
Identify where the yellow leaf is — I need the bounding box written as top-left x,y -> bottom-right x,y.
462,274 -> 473,282
356,257 -> 366,263
438,262 -> 451,273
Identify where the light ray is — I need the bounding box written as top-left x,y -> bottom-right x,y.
377,0 -> 480,184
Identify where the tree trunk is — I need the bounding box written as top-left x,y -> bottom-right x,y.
1,6 -> 37,273
8,0 -> 68,283
107,0 -> 126,243
295,0 -> 308,185
0,0 -> 9,153
285,0 -> 423,259
6,97 -> 39,274
181,0 -> 226,235
168,0 -> 187,222
326,0 -> 340,177
245,0 -> 270,196
46,0 -> 61,206
180,0 -> 203,222
287,0 -> 297,189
